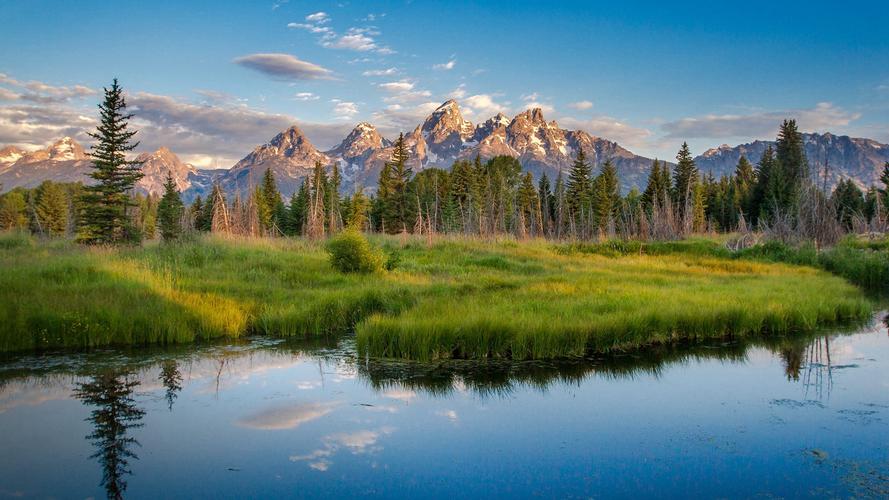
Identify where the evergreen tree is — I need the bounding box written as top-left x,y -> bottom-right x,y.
566,148 -> 593,231
378,133 -> 412,233
775,119 -> 809,193
0,191 -> 27,230
188,196 -> 203,231
537,172 -> 553,234
79,79 -> 144,244
553,169 -> 566,238
672,142 -> 698,216
831,178 -> 865,230
751,146 -> 777,223
880,161 -> 889,211
733,155 -> 755,218
327,164 -> 342,234
692,179 -> 707,232
157,173 -> 184,241
347,189 -> 371,230
34,181 -> 69,236
591,159 -> 620,234
517,172 -> 541,236
203,183 -> 226,232
641,158 -> 663,211
288,179 -> 310,235
256,168 -> 281,234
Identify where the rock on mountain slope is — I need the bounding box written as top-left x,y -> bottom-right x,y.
0,138 -> 216,201
134,146 -> 200,197
694,133 -> 889,189
0,137 -> 94,190
216,125 -> 330,198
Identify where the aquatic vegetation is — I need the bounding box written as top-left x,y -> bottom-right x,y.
0,232 -> 873,358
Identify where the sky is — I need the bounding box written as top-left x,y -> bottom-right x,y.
1,0 -> 888,168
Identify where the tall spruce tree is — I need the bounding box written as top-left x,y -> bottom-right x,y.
79,79 -> 144,244
379,133 -> 412,233
593,159 -> 620,233
672,142 -> 698,216
641,158 -> 663,211
156,173 -> 184,241
880,161 -> 889,210
34,181 -> 69,237
566,148 -> 593,228
257,168 -> 282,234
775,119 -> 809,194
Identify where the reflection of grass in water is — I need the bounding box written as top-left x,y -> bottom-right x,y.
357,331 -> 857,399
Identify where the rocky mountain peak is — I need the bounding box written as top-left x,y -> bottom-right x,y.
0,146 -> 25,167
135,147 -> 197,196
268,125 -> 317,156
47,136 -> 87,161
422,99 -> 473,139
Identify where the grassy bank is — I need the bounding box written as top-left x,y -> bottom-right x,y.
0,231 -> 872,359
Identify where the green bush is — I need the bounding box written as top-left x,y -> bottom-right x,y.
325,230 -> 384,274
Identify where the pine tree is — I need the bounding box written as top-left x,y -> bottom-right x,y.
566,148 -> 593,232
692,179 -> 707,233
34,181 -> 69,236
256,168 -> 281,234
641,158 -> 662,212
327,164 -> 342,234
517,172 -> 541,237
0,191 -> 28,230
347,189 -> 371,231
288,179 -> 310,235
832,178 -> 865,230
537,172 -> 553,235
79,79 -> 144,244
379,133 -> 412,233
188,196 -> 203,231
751,146 -> 777,223
775,119 -> 809,194
880,161 -> 889,212
157,173 -> 184,241
593,159 -> 620,232
733,156 -> 755,218
672,142 -> 698,217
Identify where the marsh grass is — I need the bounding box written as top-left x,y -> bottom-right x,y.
0,232 -> 873,358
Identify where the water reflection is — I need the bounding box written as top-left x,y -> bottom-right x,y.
0,320 -> 885,498
159,360 -> 182,411
74,370 -> 145,500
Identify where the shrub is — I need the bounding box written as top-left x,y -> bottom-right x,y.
385,249 -> 401,271
325,230 -> 384,274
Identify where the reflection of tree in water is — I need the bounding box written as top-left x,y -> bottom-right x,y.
74,370 -> 145,500
778,335 -> 834,399
160,360 -> 182,411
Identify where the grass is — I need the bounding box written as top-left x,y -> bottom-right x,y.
0,232 -> 874,359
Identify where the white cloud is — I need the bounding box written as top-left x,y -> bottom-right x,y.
305,11 -> 329,23
559,115 -> 653,150
362,67 -> 397,77
461,94 -> 510,120
433,59 -> 456,71
294,92 -> 319,101
378,80 -> 414,92
287,22 -> 332,34
372,102 -> 441,132
233,53 -> 335,81
447,84 -> 467,100
324,29 -> 378,52
331,99 -> 358,120
660,102 -> 861,139
0,73 -> 96,104
521,92 -> 540,102
568,100 -> 594,110
522,101 -> 555,115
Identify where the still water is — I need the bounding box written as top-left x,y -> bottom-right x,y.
1,318 -> 887,498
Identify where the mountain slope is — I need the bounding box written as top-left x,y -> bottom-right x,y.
694,133 -> 889,188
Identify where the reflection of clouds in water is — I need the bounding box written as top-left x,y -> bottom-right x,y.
383,388 -> 417,403
296,380 -> 322,390
237,401 -> 339,430
436,409 -> 459,422
290,427 -> 395,471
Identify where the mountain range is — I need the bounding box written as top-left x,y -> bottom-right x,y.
2,100 -> 888,201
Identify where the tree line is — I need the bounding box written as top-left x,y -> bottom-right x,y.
2,79 -> 888,245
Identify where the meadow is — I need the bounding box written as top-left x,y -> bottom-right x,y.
0,231 -> 876,359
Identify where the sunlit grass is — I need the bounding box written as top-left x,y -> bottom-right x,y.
0,232 -> 874,358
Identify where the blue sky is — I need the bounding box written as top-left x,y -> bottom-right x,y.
1,0 -> 887,168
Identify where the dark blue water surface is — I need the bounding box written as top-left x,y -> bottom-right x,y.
1,317 -> 887,499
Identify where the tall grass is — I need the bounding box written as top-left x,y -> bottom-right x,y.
0,232 -> 874,358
